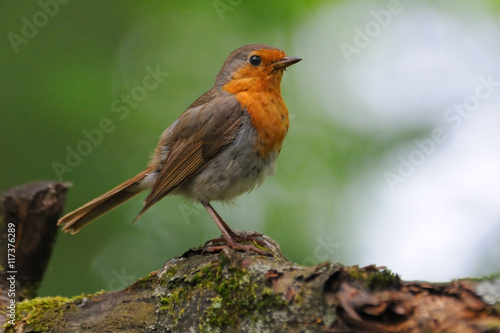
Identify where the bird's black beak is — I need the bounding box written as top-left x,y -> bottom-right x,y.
274,57 -> 302,69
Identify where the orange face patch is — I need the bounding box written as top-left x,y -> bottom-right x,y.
223,49 -> 287,95
222,48 -> 291,157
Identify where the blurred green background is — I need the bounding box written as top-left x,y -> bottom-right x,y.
2,0 -> 500,297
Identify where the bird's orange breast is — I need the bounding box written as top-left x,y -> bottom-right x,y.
223,66 -> 290,158
234,91 -> 289,157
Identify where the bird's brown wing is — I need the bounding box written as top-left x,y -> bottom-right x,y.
134,93 -> 243,220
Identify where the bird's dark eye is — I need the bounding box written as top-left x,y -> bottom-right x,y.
248,55 -> 262,67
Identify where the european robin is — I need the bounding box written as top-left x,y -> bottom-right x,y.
58,44 -> 301,254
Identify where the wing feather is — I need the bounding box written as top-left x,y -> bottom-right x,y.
134,94 -> 243,220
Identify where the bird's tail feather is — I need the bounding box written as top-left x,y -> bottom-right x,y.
58,169 -> 152,234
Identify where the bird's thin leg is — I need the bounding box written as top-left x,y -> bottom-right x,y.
204,202 -> 237,238
202,202 -> 269,255
203,202 -> 265,242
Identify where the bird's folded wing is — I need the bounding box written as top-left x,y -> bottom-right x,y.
135,93 -> 243,220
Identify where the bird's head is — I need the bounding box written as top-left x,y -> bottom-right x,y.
215,44 -> 301,94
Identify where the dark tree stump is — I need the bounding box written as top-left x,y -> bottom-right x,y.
0,182 -> 70,327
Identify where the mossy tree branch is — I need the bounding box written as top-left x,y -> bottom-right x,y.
5,236 -> 500,333
1,183 -> 499,332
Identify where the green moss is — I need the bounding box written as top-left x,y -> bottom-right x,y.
160,287 -> 188,324
159,262 -> 219,322
158,262 -> 202,326
346,266 -> 400,291
159,264 -> 179,286
20,282 -> 40,300
200,258 -> 286,332
4,291 -> 104,332
366,269 -> 400,290
157,255 -> 287,332
479,272 -> 500,281
5,296 -> 71,332
460,273 -> 500,283
189,271 -> 204,285
129,271 -> 158,290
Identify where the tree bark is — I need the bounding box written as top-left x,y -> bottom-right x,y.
4,233 -> 500,333
0,182 -> 70,329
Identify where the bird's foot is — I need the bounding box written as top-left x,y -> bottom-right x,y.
204,242 -> 270,256
204,230 -> 272,256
